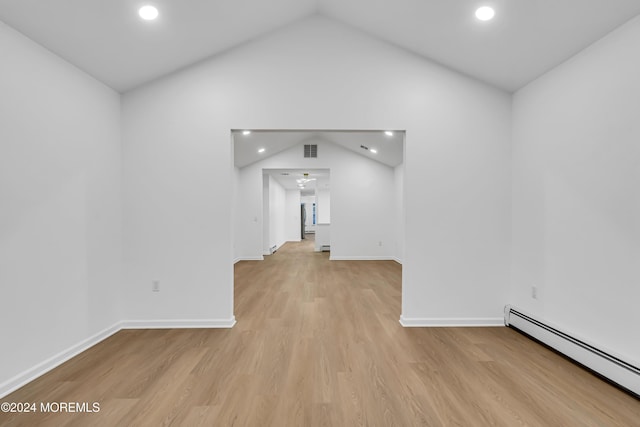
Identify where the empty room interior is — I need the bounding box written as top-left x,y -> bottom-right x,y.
1,0 -> 639,425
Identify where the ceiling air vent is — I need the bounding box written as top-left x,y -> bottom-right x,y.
304,144 -> 318,158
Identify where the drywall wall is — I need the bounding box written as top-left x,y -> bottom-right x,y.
122,15 -> 511,324
268,175 -> 287,251
394,163 -> 405,264
262,174 -> 271,254
285,190 -> 302,242
234,164 -> 263,261
317,189 -> 331,224
235,140 -> 396,260
511,15 -> 640,365
233,166 -> 241,262
0,21 -> 122,390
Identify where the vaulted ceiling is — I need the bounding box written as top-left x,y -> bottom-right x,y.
1,1 -> 639,93
233,131 -> 404,169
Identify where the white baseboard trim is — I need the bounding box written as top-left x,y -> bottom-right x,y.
121,317 -> 237,329
393,257 -> 403,265
235,256 -> 264,263
329,255 -> 396,261
399,316 -> 504,327
0,316 -> 237,398
0,322 -> 121,398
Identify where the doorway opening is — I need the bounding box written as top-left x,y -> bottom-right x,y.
232,129 -> 405,322
261,168 -> 330,255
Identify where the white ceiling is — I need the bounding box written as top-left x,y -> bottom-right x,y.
319,0 -> 640,91
265,169 -> 330,197
1,1 -> 639,92
0,0 -> 315,92
233,130 -> 404,168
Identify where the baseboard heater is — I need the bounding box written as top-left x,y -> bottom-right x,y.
320,245 -> 330,252
504,305 -> 640,397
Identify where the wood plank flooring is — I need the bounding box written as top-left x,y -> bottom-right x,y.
1,237 -> 638,426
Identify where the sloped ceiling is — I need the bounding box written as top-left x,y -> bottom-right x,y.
1,1 -> 639,92
234,131 -> 404,168
319,0 -> 640,91
265,169 -> 330,196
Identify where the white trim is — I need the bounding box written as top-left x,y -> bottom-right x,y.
121,318 -> 237,329
0,322 -> 121,398
235,256 -> 264,263
392,257 -> 403,265
329,255 -> 396,261
0,317 -> 237,398
399,316 -> 504,327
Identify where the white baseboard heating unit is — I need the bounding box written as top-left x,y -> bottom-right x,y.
504,305 -> 640,397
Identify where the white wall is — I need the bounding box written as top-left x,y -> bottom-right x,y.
234,165 -> 263,261
0,21 -> 122,391
233,166 -> 241,262
236,140 -> 396,260
268,175 -> 287,251
262,174 -> 271,254
317,189 -> 331,224
285,190 -> 302,242
511,15 -> 640,365
122,15 -> 511,325
316,224 -> 331,250
394,163 -> 405,264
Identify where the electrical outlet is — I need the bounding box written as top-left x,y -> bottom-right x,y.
152,281 -> 160,292
531,286 -> 537,299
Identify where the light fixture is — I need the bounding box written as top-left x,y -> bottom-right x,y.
475,6 -> 495,21
384,131 -> 393,136
139,5 -> 159,21
242,130 -> 251,135
370,148 -> 378,154
258,148 -> 265,153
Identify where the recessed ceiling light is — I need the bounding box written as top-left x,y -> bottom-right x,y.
258,148 -> 265,153
384,131 -> 393,136
370,148 -> 378,154
475,6 -> 495,21
242,130 -> 251,135
139,5 -> 159,21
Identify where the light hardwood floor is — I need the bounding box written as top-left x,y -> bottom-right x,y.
1,237 -> 638,426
